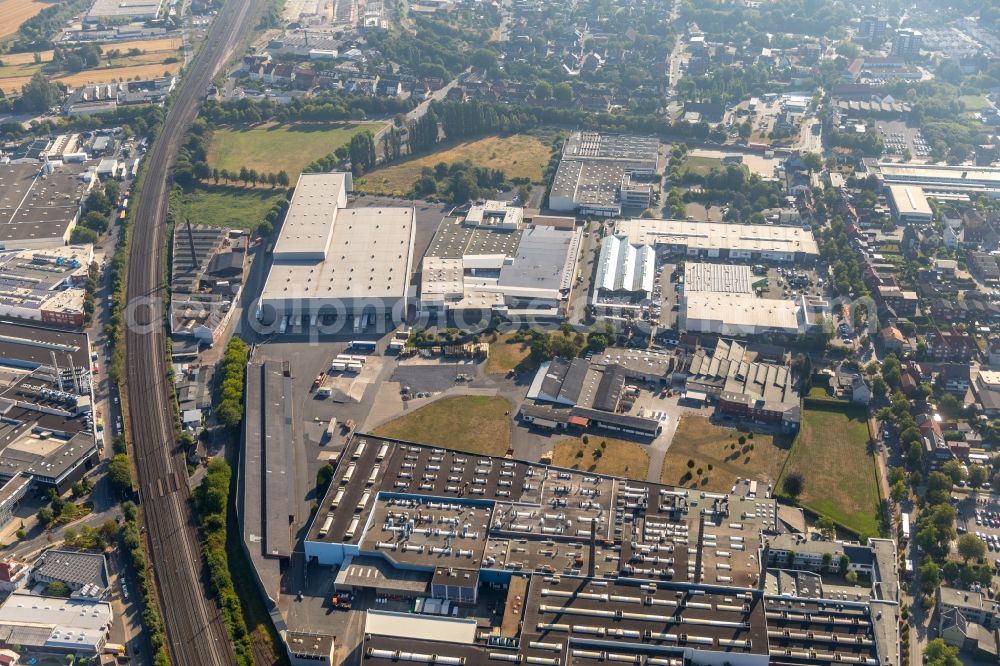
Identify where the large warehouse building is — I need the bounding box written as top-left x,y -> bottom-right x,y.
679,262 -> 823,336
865,160 -> 1000,198
549,132 -> 660,217
616,218 -> 820,263
258,173 -> 416,329
0,163 -> 95,250
296,434 -> 900,666
887,185 -> 933,224
591,233 -> 656,316
418,203 -> 580,320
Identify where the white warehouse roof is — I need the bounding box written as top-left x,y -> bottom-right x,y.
594,234 -> 655,294
684,262 -> 755,294
684,292 -> 804,335
887,185 -> 932,217
616,219 -> 819,257
260,173 -> 415,314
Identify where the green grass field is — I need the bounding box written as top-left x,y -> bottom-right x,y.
176,185 -> 284,232
553,436 -> 649,480
680,155 -> 723,177
486,332 -> 532,374
959,95 -> 991,112
355,134 -> 553,197
660,416 -> 792,492
372,396 -> 512,456
207,122 -> 384,178
779,405 -> 881,537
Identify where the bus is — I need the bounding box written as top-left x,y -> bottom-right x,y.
901,513 -> 910,543
349,340 -> 377,352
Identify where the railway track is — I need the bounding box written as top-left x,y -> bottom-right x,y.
123,0 -> 260,663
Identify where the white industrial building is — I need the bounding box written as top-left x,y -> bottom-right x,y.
887,185 -> 933,224
258,173 -> 416,328
549,132 -> 660,217
419,205 -> 580,319
865,161 -> 1000,198
591,234 -> 655,315
680,262 -> 824,336
0,592 -> 113,655
615,218 -> 819,263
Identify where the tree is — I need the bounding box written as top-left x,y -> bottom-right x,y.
534,81 -> 552,99
276,170 -> 290,187
107,454 -> 132,493
85,190 -> 112,215
15,72 -> 59,113
782,472 -> 804,497
844,570 -> 858,585
802,152 -> 823,172
70,227 -> 99,245
926,471 -> 954,505
37,506 -> 53,526
553,82 -> 573,102
923,639 -> 961,666
83,211 -> 108,233
917,560 -> 941,594
942,560 -> 960,582
104,179 -> 120,203
968,464 -> 988,490
46,581 -> 70,597
470,48 -> 498,73
957,533 -> 986,563
815,516 -> 836,538
838,554 -> 849,576
890,480 -> 908,503
940,459 -> 967,485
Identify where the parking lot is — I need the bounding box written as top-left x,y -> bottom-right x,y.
761,265 -> 825,301
959,495 -> 1000,572
875,120 -> 930,159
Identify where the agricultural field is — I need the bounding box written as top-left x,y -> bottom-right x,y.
552,436 -> 649,480
778,405 -> 881,537
175,185 -> 285,233
206,122 -> 383,178
486,332 -> 532,375
660,416 -> 791,492
372,396 -> 512,457
355,134 -> 553,197
0,0 -> 48,41
0,37 -> 183,94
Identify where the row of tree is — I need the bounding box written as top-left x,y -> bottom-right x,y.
215,337 -> 249,428
194,459 -> 254,665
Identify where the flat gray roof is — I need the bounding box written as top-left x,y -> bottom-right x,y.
262,201 -> 415,304
684,262 -> 755,294
0,164 -> 92,247
424,217 -> 522,260
497,226 -> 576,292
617,218 -> 820,256
550,132 -> 659,207
87,0 -> 163,19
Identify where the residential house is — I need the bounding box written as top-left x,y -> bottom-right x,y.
968,251 -> 1000,284
830,372 -> 872,404
879,325 -> 913,354
939,607 -> 999,661
937,586 -> 999,630
939,362 -> 972,396
926,328 -> 977,362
